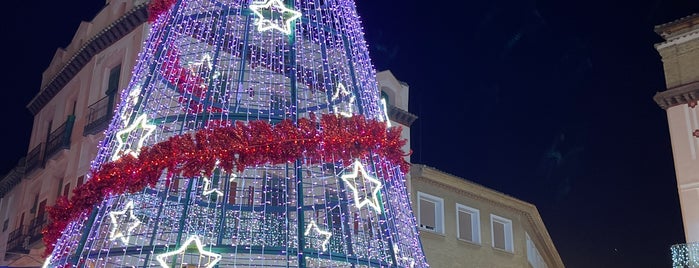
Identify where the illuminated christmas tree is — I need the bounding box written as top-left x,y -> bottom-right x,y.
42,0 -> 427,267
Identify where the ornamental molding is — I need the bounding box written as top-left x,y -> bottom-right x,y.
27,3 -> 149,115
654,81 -> 699,110
388,105 -> 418,127
0,158 -> 26,199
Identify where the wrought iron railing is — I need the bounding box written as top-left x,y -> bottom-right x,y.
83,96 -> 112,136
672,242 -> 699,267
45,115 -> 75,160
27,215 -> 47,246
6,225 -> 27,254
25,143 -> 44,173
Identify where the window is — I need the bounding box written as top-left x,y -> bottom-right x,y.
490,214 -> 514,252
456,204 -> 480,244
63,183 -> 71,197
106,64 -> 121,95
527,232 -> 548,268
417,192 -> 444,234
77,175 -> 85,188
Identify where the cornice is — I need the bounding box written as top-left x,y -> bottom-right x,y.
654,81 -> 699,110
388,105 -> 418,127
26,3 -> 148,115
0,158 -> 26,199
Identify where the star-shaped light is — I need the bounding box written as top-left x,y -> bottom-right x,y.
340,160 -> 383,213
188,54 -> 220,80
249,0 -> 302,35
331,83 -> 355,117
304,220 -> 332,252
111,114 -> 156,161
393,245 -> 416,268
380,98 -> 392,127
156,236 -> 222,268
108,200 -> 141,244
202,176 -> 223,198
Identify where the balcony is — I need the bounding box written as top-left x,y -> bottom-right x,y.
44,115 -> 75,161
5,225 -> 29,257
27,216 -> 47,246
83,96 -> 112,136
25,143 -> 44,174
671,242 -> 699,267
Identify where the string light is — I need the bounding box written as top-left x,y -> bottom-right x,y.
43,0 -> 429,266
155,235 -> 222,268
332,83 -> 355,117
381,98 -> 391,127
340,160 -> 383,213
304,220 -> 333,252
249,0 -> 302,35
108,200 -> 141,244
111,114 -> 156,161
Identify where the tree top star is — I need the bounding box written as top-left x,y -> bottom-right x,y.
341,160 -> 383,213
249,0 -> 302,35
155,236 -> 222,268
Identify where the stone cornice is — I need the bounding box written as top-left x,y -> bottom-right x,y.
388,105 -> 418,127
655,13 -> 699,39
411,164 -> 565,268
654,81 -> 699,109
0,158 -> 26,199
26,4 -> 148,115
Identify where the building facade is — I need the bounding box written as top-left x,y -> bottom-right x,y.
378,73 -> 563,267
409,165 -> 563,268
0,0 -> 149,266
0,1 -> 562,267
653,13 -> 699,266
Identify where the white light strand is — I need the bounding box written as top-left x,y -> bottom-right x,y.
304,220 -> 333,252
340,160 -> 383,213
155,235 -> 222,268
111,114 -> 156,161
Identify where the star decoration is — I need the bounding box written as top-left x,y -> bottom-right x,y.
331,83 -> 355,117
304,220 -> 332,252
380,98 -> 392,127
202,176 -> 223,198
189,54 -> 220,80
340,160 -> 383,213
249,0 -> 302,35
108,200 -> 141,244
155,236 -> 222,268
111,114 -> 156,161
393,245 -> 415,268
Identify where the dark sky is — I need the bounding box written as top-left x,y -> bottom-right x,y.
1,0 -> 699,267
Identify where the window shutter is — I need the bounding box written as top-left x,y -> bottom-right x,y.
458,211 -> 473,241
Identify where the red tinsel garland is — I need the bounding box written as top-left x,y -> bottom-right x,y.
43,114 -> 408,256
147,0 -> 177,22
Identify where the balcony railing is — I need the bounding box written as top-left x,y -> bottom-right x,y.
45,115 -> 75,160
27,216 -> 47,246
83,96 -> 112,136
25,143 -> 44,174
672,242 -> 699,267
5,225 -> 28,255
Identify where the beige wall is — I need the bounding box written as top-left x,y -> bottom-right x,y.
411,165 -> 563,268
655,19 -> 699,243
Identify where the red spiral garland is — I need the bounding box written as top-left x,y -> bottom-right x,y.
43,114 -> 408,256
147,0 -> 177,23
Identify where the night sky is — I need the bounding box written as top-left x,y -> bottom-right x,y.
1,0 -> 699,267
